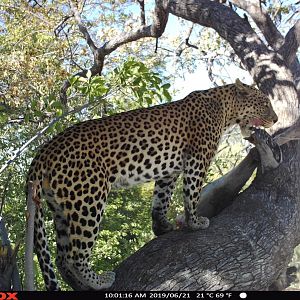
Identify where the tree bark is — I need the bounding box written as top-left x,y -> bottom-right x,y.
24,182 -> 36,291
111,137 -> 300,290
0,218 -> 20,291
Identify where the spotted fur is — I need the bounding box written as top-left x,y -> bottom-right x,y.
26,80 -> 278,290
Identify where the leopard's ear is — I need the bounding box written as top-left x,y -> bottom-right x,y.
235,78 -> 253,96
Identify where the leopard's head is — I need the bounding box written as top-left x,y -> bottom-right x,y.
234,79 -> 278,137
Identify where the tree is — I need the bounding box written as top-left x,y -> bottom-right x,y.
1,0 -> 300,290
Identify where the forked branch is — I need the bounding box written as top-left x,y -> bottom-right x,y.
60,0 -> 170,105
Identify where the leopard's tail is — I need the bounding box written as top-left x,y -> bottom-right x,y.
26,177 -> 60,291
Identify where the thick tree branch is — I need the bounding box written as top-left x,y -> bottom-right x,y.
230,0 -> 284,50
278,20 -> 300,67
228,0 -> 300,101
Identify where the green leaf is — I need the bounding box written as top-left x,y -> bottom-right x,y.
132,77 -> 141,86
145,96 -> 153,106
69,76 -> 79,86
24,114 -> 30,123
51,101 -> 63,109
31,100 -> 38,109
163,89 -> 172,101
91,76 -> 105,85
161,83 -> 171,89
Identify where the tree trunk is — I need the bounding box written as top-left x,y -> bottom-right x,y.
111,138 -> 300,290
0,219 -> 20,291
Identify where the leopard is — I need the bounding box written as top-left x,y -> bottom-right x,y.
26,79 -> 278,290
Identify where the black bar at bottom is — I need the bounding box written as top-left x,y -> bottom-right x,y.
0,291 -> 299,300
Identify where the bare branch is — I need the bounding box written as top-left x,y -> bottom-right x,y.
28,0 -> 42,8
69,1 -> 97,53
278,20 -> 300,67
0,173 -> 12,217
60,0 -> 170,105
64,30 -> 85,71
185,24 -> 198,49
207,56 -> 218,87
155,38 -> 159,53
175,24 -> 199,56
54,15 -> 72,37
100,0 -> 169,55
137,0 -> 146,25
24,181 -> 36,291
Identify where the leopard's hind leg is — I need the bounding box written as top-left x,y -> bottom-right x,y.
43,168 -> 115,290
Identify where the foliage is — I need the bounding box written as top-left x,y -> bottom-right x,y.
0,2 -> 173,288
69,58 -> 171,115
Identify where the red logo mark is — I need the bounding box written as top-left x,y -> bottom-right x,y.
0,293 -> 18,300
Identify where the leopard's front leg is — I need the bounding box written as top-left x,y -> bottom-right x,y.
183,154 -> 210,230
152,174 -> 179,236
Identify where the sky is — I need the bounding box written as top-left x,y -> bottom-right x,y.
161,13 -> 253,99
171,62 -> 252,99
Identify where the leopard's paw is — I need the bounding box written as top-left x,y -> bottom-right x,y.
188,216 -> 210,230
152,219 -> 174,236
